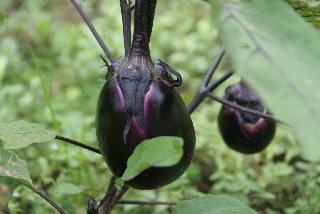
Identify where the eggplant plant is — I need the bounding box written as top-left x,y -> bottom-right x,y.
1,0 -> 319,213
218,81 -> 276,154
96,0 -> 195,190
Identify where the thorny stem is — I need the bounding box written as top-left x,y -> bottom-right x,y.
120,0 -> 132,55
55,135 -> 101,154
70,0 -> 116,63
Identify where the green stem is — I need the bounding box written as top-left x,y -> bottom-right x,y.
29,47 -> 61,135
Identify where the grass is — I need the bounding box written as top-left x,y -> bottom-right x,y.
1,0 -> 319,213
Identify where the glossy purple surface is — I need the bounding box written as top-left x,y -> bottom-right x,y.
96,77 -> 195,189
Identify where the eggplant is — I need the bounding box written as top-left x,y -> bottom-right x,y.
95,0 -> 195,190
218,81 -> 276,154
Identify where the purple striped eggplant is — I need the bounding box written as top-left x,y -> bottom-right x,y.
218,81 -> 276,154
95,0 -> 195,190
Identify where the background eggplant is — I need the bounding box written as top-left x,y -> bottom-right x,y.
218,81 -> 276,154
95,0 -> 195,190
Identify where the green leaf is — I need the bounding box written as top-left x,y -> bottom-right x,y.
0,178 -> 19,212
96,78 -> 106,90
0,120 -> 56,149
114,178 -> 125,191
0,145 -> 33,188
173,195 -> 257,214
0,12 -> 9,35
210,0 -> 320,158
56,182 -> 98,198
120,136 -> 184,181
284,0 -> 320,25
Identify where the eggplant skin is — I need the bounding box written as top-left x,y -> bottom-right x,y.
96,77 -> 195,190
218,108 -> 276,154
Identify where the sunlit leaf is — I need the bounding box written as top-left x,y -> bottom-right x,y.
0,146 -> 33,188
56,182 -> 98,198
0,12 -> 9,34
0,121 -> 56,149
210,0 -> 320,158
173,195 -> 257,214
120,136 -> 184,181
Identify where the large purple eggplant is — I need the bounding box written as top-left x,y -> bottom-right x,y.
95,0 -> 195,190
218,81 -> 276,154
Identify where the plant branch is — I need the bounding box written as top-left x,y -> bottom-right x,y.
55,135 -> 101,154
120,0 -> 132,55
134,0 -> 147,34
206,92 -> 286,125
203,46 -> 225,87
98,176 -> 129,214
187,46 -> 226,114
30,186 -> 65,214
70,0 -> 116,63
117,200 -> 176,205
207,69 -> 234,92
146,0 -> 158,43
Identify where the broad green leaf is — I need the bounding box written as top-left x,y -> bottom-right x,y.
56,182 -> 98,198
173,195 -> 257,214
284,0 -> 320,25
0,120 -> 56,149
120,136 -> 184,181
0,178 -> 19,212
210,0 -> 320,158
0,145 -> 33,188
0,12 -> 9,35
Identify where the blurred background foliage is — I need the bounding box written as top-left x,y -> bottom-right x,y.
0,0 -> 319,213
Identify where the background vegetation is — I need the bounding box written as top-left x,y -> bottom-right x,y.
0,0 -> 319,213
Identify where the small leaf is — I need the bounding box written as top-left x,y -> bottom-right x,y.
115,178 -> 125,191
210,0 -> 320,158
121,136 -> 184,181
0,12 -> 9,35
96,78 -> 106,90
56,182 -> 98,198
0,121 -> 56,149
173,195 -> 257,214
0,145 -> 33,188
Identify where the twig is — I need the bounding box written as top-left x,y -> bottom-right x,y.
70,0 -> 116,62
202,46 -> 225,87
55,135 -> 101,154
31,186 -> 65,214
187,46 -> 286,125
207,69 -> 234,92
98,177 -> 129,214
187,46 -> 225,114
206,92 -> 286,125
